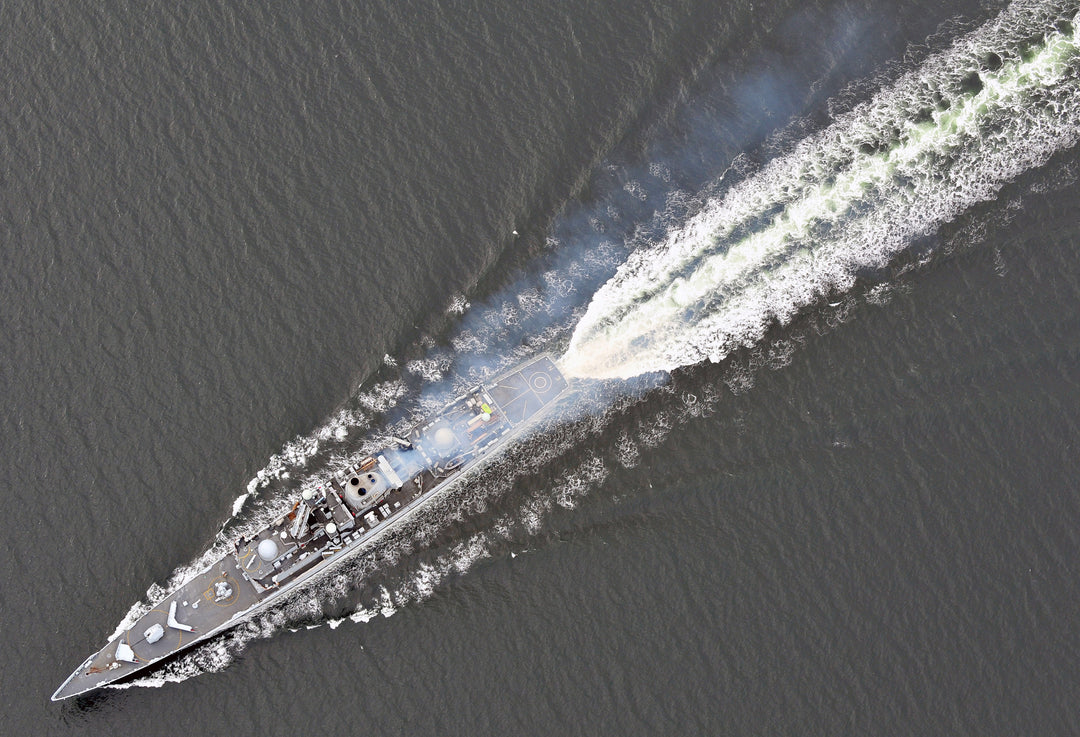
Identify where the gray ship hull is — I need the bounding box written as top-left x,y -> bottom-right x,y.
53,354 -> 568,701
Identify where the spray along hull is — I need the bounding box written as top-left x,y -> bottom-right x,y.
53,354 -> 568,701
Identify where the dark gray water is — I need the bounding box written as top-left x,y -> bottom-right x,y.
5,0 -> 1080,734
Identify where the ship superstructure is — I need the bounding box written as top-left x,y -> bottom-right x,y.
53,355 -> 568,701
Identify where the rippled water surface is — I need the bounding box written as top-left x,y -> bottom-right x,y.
4,0 -> 1080,734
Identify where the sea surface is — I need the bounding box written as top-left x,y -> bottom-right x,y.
4,0 -> 1080,735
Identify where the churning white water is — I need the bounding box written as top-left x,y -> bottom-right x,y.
107,0 -> 1080,690
561,1 -> 1080,379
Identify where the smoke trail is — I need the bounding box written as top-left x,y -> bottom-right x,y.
561,1 -> 1080,379
103,0 -> 1080,688
110,378 -> 641,690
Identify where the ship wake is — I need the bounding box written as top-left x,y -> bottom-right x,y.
561,1 -> 1080,380
104,0 -> 1080,691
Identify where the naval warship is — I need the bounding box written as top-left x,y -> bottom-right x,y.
53,354 -> 568,701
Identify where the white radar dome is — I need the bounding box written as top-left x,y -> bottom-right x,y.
257,538 -> 280,561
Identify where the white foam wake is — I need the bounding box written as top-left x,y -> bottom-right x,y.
102,0 -> 1080,689
110,394 -> 624,690
562,1 -> 1080,379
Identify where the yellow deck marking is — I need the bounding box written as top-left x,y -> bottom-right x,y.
203,573 -> 240,607
239,547 -> 262,572
126,608 -> 178,662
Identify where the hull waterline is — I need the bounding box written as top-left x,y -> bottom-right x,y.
53,354 -> 568,701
